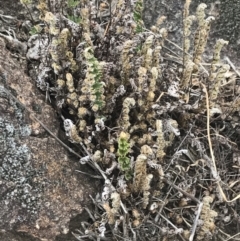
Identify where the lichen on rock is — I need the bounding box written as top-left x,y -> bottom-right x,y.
0,37 -> 95,240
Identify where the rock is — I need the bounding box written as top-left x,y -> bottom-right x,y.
0,38 -> 96,241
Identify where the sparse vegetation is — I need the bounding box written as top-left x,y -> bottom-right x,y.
3,0 -> 240,240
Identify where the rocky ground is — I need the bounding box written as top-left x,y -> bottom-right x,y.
0,0 -> 240,241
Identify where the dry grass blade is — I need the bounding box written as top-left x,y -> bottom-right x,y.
202,83 -> 240,203
189,202 -> 203,241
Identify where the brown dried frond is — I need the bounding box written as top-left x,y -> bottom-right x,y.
119,97 -> 136,130
183,0 -> 192,20
66,73 -> 75,93
137,133 -> 153,146
102,202 -> 115,225
44,11 -> 59,35
156,120 -> 166,161
146,67 -> 158,102
132,209 -> 141,219
196,3 -> 207,27
183,15 -> 196,66
132,209 -> 142,227
196,196 -> 218,241
193,4 -> 215,72
57,79 -> 65,89
78,120 -> 86,132
111,192 -> 121,214
133,154 -> 147,193
152,46 -> 162,68
181,59 -> 195,88
155,16 -> 167,27
144,48 -> 153,70
142,35 -> 154,55
137,66 -> 147,106
77,107 -> 89,118
209,64 -> 230,104
64,120 -> 82,143
92,150 -> 103,162
209,39 -> 228,78
37,0 -> 48,20
67,93 -> 79,108
120,40 -> 135,82
141,145 -> 153,156
142,174 -> 153,209
159,28 -> 168,46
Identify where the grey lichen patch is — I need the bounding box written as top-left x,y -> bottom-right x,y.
0,87 -> 45,224
0,85 -> 91,239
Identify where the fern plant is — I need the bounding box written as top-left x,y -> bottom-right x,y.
67,0 -> 81,23
84,47 -> 105,112
117,131 -> 132,180
133,0 -> 144,33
